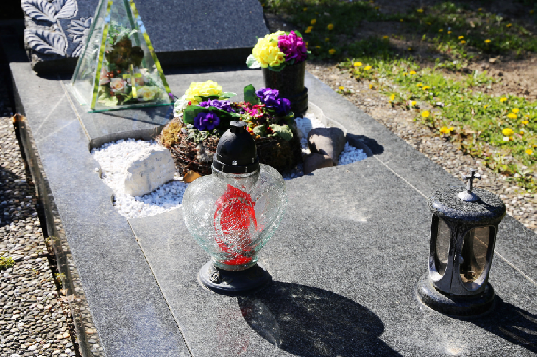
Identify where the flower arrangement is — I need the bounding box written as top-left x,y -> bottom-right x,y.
246,31 -> 309,71
160,80 -> 301,176
97,23 -> 168,107
174,81 -> 295,143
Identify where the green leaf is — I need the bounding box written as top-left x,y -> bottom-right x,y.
220,92 -> 237,99
183,106 -> 206,125
269,124 -> 293,141
253,125 -> 267,136
246,54 -> 261,69
244,84 -> 259,105
267,62 -> 288,72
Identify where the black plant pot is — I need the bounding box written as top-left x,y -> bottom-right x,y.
263,61 -> 308,116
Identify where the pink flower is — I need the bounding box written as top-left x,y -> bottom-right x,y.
109,78 -> 127,93
99,66 -> 110,86
277,31 -> 308,63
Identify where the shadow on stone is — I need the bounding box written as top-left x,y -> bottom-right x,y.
238,281 -> 401,357
470,296 -> 537,354
346,133 -> 384,157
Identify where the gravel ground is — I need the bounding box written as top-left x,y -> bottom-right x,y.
0,117 -> 79,357
306,63 -> 537,233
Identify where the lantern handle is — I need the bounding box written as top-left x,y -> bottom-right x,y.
458,169 -> 481,202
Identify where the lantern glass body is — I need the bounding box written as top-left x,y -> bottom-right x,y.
182,164 -> 286,271
460,226 -> 493,288
434,218 -> 451,276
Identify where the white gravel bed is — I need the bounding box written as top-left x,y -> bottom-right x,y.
91,139 -> 188,219
93,115 -> 367,215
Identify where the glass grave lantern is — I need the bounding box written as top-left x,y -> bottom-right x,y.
417,169 -> 506,316
182,121 -> 287,295
70,0 -> 171,112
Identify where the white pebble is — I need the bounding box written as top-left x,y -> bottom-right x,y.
91,139 -> 188,219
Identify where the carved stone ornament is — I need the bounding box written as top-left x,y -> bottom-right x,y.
22,0 -> 93,71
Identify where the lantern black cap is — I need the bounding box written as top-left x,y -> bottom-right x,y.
212,121 -> 259,174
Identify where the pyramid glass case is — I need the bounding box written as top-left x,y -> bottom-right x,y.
71,0 -> 171,112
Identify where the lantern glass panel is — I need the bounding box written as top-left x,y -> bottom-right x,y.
460,226 -> 491,283
434,218 -> 451,276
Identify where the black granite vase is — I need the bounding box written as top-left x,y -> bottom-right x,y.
263,61 -> 308,116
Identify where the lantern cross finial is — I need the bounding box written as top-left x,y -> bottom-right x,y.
462,169 -> 481,193
458,169 -> 481,202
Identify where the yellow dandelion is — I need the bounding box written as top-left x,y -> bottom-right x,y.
303,7 -> 308,11
484,105 -> 488,109
531,10 -> 535,14
411,100 -> 417,106
458,36 -> 464,40
520,130 -> 525,135
325,37 -> 330,42
369,83 -> 374,89
383,35 -> 389,39
507,113 -> 517,119
315,45 -> 321,49
409,70 -> 417,75
485,39 -> 491,43
500,97 -> 507,102
439,29 -> 443,32
512,108 -> 519,113
478,8 -> 482,11
448,31 -> 452,34
422,86 -> 430,90
390,94 -> 395,102
311,19 -> 317,25
403,72 -> 408,76
364,65 -> 372,70
417,83 -> 423,87
400,19 -> 404,22
526,149 -> 534,155
339,86 -> 345,91
354,62 -> 362,67
305,26 -> 313,34
427,22 -> 432,25
329,48 -> 336,55
421,110 -> 430,118
375,6 -> 379,10
408,47 -> 412,51
502,128 -> 514,136
440,126 -> 454,134
327,23 -> 334,30
506,23 -> 512,28
305,42 -> 308,47
460,40 -> 467,44
417,9 -> 423,13
522,120 -> 529,125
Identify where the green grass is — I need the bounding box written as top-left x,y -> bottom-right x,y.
0,256 -> 15,270
262,0 -> 537,191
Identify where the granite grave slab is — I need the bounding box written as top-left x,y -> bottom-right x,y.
11,58 -> 537,357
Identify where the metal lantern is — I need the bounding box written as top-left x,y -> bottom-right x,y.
182,121 -> 287,295
417,170 -> 506,316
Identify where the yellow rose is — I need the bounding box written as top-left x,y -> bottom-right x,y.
184,80 -> 223,104
252,35 -> 285,68
137,86 -> 161,102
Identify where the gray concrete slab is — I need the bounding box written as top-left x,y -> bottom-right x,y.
11,62 -> 190,357
130,158 -> 537,357
12,60 -> 537,356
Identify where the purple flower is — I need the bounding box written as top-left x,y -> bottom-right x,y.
278,31 -> 308,63
199,99 -> 236,113
194,112 -> 220,131
255,88 -> 291,115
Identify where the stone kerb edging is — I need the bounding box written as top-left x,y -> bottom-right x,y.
307,101 -> 374,158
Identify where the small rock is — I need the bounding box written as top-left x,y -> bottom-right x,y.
304,153 -> 334,174
123,147 -> 175,196
308,127 -> 346,164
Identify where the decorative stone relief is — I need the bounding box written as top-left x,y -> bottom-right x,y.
22,0 -> 93,71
